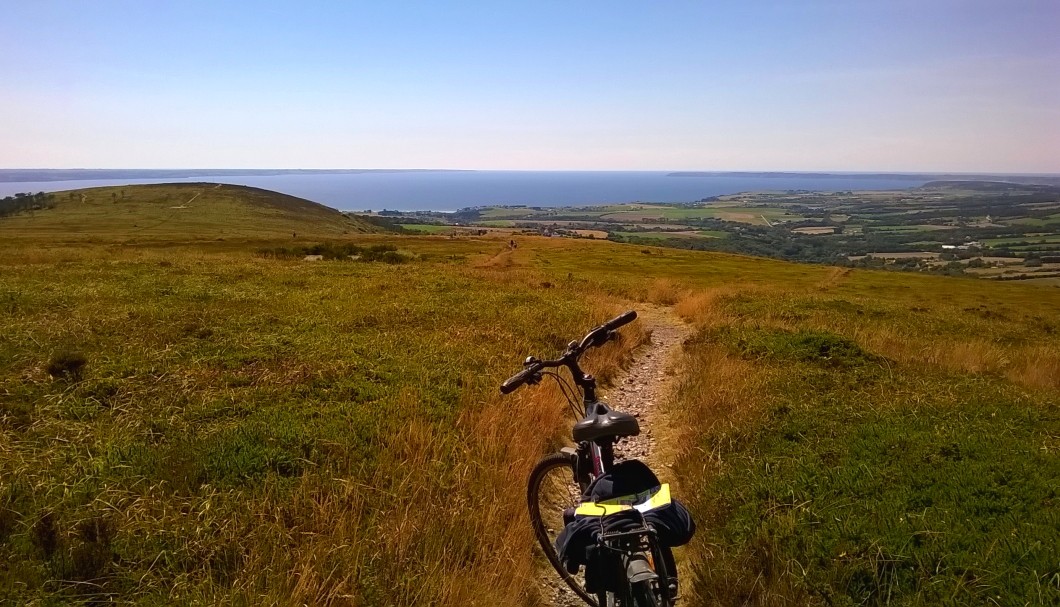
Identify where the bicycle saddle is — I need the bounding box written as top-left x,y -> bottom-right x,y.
572,402 -> 640,443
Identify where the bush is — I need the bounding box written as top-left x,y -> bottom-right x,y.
727,328 -> 882,368
256,242 -> 411,263
46,351 -> 87,380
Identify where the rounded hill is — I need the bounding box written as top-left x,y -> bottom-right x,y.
0,182 -> 383,242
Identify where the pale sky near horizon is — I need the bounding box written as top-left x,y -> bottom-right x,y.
1,1 -> 1057,172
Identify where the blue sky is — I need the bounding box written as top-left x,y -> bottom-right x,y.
1,1 -> 1057,171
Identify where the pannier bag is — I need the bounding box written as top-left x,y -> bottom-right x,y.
554,459 -> 695,579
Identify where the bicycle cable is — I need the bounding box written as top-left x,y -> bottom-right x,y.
541,371 -> 582,420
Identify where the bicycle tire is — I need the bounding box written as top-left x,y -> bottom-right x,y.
527,452 -> 597,607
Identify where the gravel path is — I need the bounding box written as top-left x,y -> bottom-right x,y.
539,305 -> 692,606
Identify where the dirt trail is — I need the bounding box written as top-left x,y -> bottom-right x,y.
540,304 -> 693,606
609,306 -> 692,471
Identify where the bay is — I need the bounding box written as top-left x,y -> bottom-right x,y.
0,171 -> 930,212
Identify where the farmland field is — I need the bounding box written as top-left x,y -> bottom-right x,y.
380,181 -> 1060,277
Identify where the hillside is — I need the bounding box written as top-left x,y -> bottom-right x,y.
0,226 -> 1057,605
0,183 -> 383,242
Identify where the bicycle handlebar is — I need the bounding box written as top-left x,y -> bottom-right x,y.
605,310 -> 638,330
500,364 -> 543,394
500,310 -> 638,394
580,309 -> 637,349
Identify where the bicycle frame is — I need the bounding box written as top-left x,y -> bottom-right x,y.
562,362 -> 617,490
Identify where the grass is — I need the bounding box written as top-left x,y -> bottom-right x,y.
401,223 -> 456,233
985,235 -> 1060,246
613,231 -> 707,240
684,344 -> 1057,605
665,284 -> 1060,607
2,184 -> 1059,605
0,244 -> 643,605
0,183 -> 379,243
601,206 -> 805,225
1008,215 -> 1060,227
477,207 -> 552,219
865,224 -> 956,233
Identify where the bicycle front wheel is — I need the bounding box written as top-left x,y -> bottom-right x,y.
527,452 -> 596,607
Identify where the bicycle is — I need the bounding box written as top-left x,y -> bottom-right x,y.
501,310 -> 687,607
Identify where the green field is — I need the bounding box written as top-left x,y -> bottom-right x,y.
400,222 -> 455,233
600,205 -> 805,225
613,231 -> 699,240
984,234 -> 1060,246
476,206 -> 553,219
611,230 -> 726,241
470,203 -> 805,225
866,224 -> 956,233
1,184 -> 1058,606
671,294 -> 1060,606
1008,214 -> 1060,227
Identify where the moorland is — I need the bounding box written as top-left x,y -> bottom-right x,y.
1,183 -> 1058,606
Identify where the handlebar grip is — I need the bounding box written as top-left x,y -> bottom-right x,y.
580,310 -> 639,350
603,310 -> 637,331
500,365 -> 539,394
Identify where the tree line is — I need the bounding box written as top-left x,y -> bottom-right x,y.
0,192 -> 53,218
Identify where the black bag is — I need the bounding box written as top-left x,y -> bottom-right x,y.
554,460 -> 696,575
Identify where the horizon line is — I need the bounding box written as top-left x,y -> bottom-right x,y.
3,167 -> 1059,176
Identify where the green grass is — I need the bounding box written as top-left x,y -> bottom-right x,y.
3,184 -> 1060,606
0,246 -> 616,605
611,230 -> 726,240
681,325 -> 1059,606
669,283 -> 1060,607
866,224 -> 955,233
1008,215 -> 1060,227
0,183 -> 379,243
601,205 -> 805,225
984,234 -> 1060,246
613,231 -> 701,240
477,206 -> 552,219
401,222 -> 455,233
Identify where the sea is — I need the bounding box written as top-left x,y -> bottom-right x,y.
0,171 -> 931,213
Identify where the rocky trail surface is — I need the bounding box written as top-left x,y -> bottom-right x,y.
540,305 -> 693,606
